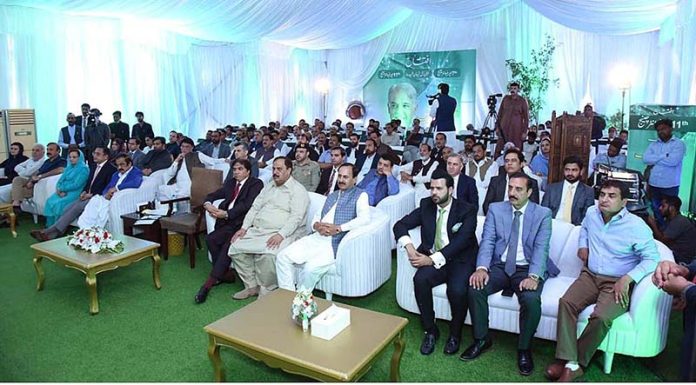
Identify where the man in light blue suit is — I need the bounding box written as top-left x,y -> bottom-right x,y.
462,171 -> 557,376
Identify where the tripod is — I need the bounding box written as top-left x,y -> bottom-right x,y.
480,109 -> 500,155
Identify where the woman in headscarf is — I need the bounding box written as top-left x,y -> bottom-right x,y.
0,142 -> 28,186
44,148 -> 89,227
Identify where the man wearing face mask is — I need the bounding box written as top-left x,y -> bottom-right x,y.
57,113 -> 85,158
494,82 -> 529,160
276,163 -> 369,292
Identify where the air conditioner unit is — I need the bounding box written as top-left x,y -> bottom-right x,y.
0,109 -> 37,160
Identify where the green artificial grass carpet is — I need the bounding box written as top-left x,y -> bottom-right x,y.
0,214 -> 684,382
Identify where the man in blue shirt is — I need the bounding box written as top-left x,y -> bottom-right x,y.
11,142 -> 67,213
357,154 -> 400,206
546,179 -> 659,382
643,119 -> 686,227
593,138 -> 627,170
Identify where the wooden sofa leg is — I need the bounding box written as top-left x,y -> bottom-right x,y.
603,351 -> 614,374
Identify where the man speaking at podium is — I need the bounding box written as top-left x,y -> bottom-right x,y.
429,83 -> 457,132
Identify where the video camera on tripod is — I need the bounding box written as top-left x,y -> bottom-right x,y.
487,93 -> 502,112
426,93 -> 440,106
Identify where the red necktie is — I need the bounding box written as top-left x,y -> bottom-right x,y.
231,182 -> 241,202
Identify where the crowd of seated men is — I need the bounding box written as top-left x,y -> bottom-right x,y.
3,102 -> 695,381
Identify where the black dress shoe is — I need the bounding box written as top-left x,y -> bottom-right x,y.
459,338 -> 492,361
443,336 -> 460,355
419,331 -> 439,355
194,287 -> 210,304
517,350 -> 534,376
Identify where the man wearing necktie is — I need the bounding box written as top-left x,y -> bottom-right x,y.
541,156 -> 595,226
394,169 -> 479,357
315,147 -> 345,196
465,172 -> 557,376
194,159 -> 264,304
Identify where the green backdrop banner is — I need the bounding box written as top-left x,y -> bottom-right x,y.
627,104 -> 696,212
362,50 -> 476,130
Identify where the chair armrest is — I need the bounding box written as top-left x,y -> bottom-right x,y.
205,198 -> 225,234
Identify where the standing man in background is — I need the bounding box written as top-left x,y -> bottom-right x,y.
429,83 -> 457,132
132,112 -> 155,150
109,111 -> 130,142
494,82 -> 529,159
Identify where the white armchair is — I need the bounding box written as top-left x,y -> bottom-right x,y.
395,216 -> 674,374
21,174 -> 60,223
305,192 -> 393,300
376,182 -> 415,249
104,169 -> 165,238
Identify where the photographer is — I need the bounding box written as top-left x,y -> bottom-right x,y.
428,83 -> 457,132
493,82 -> 529,160
84,108 -> 110,163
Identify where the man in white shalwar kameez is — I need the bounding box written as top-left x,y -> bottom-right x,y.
228,157 -> 309,299
276,163 -> 370,292
158,137 -> 227,200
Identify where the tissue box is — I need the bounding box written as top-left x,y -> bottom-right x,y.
311,305 -> 350,340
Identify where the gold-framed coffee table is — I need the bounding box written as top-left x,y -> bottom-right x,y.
204,289 -> 408,382
30,235 -> 161,315
0,203 -> 17,238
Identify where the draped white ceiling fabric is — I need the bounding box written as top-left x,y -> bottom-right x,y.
0,0 -> 693,140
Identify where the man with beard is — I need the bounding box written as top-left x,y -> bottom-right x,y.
431,133 -> 447,164
459,135 -> 476,163
464,142 -> 498,214
57,113 -> 85,158
593,138 -> 627,170
345,133 -> 363,163
394,169 -> 478,356
132,112 -> 155,150
465,172 -> 556,376
140,136 -> 174,176
401,143 -> 440,197
541,156 -> 595,225
276,163 -> 369,292
201,130 -> 231,159
355,138 -> 380,183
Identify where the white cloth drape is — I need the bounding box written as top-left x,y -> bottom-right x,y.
0,0 -> 693,141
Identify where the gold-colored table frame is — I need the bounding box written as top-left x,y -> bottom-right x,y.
0,203 -> 17,238
30,235 -> 161,315
204,289 -> 408,382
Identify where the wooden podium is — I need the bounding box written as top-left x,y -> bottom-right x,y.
548,111 -> 593,184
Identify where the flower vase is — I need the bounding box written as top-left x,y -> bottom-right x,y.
302,318 -> 309,332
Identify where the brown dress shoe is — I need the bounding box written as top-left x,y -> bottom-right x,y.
232,286 -> 259,300
30,230 -> 49,242
545,360 -> 567,381
558,366 -> 584,382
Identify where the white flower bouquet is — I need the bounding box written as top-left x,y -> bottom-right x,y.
291,289 -> 318,331
67,227 -> 124,254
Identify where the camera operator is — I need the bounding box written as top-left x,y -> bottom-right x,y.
493,81 -> 529,160
84,108 -> 110,164
428,83 -> 457,132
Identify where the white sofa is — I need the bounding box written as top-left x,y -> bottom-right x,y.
376,182 -> 415,249
396,216 -> 674,374
21,174 -> 61,223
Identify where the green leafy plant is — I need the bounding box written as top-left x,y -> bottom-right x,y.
505,35 -> 560,125
607,109 -> 625,130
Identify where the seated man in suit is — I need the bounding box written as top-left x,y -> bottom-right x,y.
546,180 -> 659,382
127,138 -> 146,169
228,157 -> 309,299
30,151 -> 140,241
357,154 -> 400,206
276,163 -> 370,291
465,172 -> 556,376
445,153 -> 478,208
482,148 -> 539,215
653,259 -> 696,381
541,156 -> 595,226
394,169 -> 479,356
201,130 -> 231,159
226,142 -> 259,178
315,147 -> 345,196
140,136 -> 173,176
194,159 -> 264,304
355,139 -> 379,183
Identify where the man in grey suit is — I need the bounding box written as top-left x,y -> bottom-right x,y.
463,172 -> 558,376
541,155 -> 595,226
201,130 -> 231,159
483,148 -> 539,215
127,137 -> 146,169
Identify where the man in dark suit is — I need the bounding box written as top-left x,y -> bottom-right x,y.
316,147 -> 345,196
84,108 -> 111,164
394,169 -> 479,356
195,158 -> 264,304
30,146 -> 117,241
132,111 -> 155,150
140,136 -> 173,176
127,138 -> 146,169
355,139 -> 379,180
201,130 -> 232,159
109,110 -> 130,142
431,83 -> 457,132
653,259 -> 696,381
541,156 -> 595,225
463,172 -> 557,376
445,153 -> 478,208
483,148 -> 539,215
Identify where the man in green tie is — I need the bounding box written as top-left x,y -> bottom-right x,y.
394,169 -> 479,356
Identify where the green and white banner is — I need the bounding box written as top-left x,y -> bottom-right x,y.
362,50 -> 476,130
627,104 -> 696,212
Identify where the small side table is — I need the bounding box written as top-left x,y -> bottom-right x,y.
0,203 -> 17,238
120,213 -> 166,258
